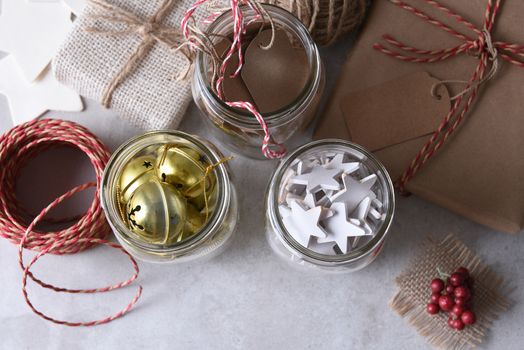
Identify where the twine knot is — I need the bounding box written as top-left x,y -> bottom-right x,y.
472,28 -> 498,62
138,22 -> 158,37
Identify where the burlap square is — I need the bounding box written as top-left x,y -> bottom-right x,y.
391,234 -> 511,349
53,0 -> 206,130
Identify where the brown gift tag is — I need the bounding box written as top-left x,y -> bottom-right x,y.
214,39 -> 256,104
339,71 -> 450,152
241,29 -> 309,114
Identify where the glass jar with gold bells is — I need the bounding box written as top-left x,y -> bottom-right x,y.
101,131 -> 238,263
191,4 -> 325,159
265,139 -> 395,273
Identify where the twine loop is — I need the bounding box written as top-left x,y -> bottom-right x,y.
373,0 -> 524,192
0,118 -> 142,326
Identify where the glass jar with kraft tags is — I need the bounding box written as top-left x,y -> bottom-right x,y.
191,4 -> 325,159
265,139 -> 395,273
101,131 -> 238,263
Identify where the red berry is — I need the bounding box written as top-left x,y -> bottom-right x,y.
461,310 -> 476,325
453,319 -> 465,330
445,285 -> 455,294
456,267 -> 470,277
454,296 -> 467,307
450,305 -> 464,318
448,317 -> 456,328
427,303 -> 440,315
454,286 -> 471,300
450,273 -> 465,287
430,292 -> 441,303
439,294 -> 455,311
430,278 -> 445,293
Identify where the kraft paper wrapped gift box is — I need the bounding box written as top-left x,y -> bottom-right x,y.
314,0 -> 524,233
53,0 -> 206,130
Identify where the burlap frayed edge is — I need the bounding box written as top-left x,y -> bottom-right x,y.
390,234 -> 513,350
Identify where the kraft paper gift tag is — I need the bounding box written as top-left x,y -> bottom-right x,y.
314,0 -> 524,233
338,71 -> 450,152
242,29 -> 309,114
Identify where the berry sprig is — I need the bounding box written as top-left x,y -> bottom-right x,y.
426,267 -> 477,331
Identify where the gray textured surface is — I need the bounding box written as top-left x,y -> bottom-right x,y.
0,32 -> 523,350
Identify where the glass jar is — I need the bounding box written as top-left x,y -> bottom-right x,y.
101,131 -> 238,263
265,139 -> 395,273
192,4 -> 325,159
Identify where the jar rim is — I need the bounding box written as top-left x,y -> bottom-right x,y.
194,4 -> 322,128
266,139 -> 396,266
101,131 -> 232,257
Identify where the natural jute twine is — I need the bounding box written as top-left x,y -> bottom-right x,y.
0,118 -> 142,326
373,0 -> 524,193
210,0 -> 368,46
391,234 -> 511,349
85,0 -> 192,108
265,0 -> 368,46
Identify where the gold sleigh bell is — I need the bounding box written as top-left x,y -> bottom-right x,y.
118,143 -> 229,244
126,179 -> 187,245
118,155 -> 157,202
156,144 -> 216,199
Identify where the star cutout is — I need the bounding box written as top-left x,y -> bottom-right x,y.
142,161 -> 153,169
62,0 -> 86,15
0,0 -> 72,81
318,202 -> 366,253
325,153 -> 360,174
282,201 -> 326,248
291,166 -> 342,192
0,56 -> 83,125
330,173 -> 377,213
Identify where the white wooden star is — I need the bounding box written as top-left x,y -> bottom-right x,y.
330,173 -> 377,213
0,0 -> 72,81
62,0 -> 86,15
318,202 -> 366,254
282,201 -> 327,248
291,166 -> 342,192
351,196 -> 371,221
325,153 -> 360,174
0,56 -> 83,125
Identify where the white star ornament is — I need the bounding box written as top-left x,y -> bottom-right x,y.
318,202 -> 366,254
282,201 -> 327,248
0,56 -> 83,125
0,0 -> 72,81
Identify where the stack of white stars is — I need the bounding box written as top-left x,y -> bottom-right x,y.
279,152 -> 385,255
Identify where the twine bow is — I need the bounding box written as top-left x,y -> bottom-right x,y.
85,0 -> 193,108
373,0 -> 524,193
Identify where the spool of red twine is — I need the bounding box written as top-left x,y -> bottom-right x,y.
0,118 -> 142,327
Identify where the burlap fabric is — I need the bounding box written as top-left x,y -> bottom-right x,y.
391,235 -> 510,349
53,0 -> 206,130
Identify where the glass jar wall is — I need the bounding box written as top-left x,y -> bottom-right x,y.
101,131 -> 238,263
265,139 -> 395,273
191,4 -> 325,159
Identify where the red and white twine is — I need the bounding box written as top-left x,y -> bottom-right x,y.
373,0 -> 524,192
182,0 -> 286,159
0,118 -> 142,326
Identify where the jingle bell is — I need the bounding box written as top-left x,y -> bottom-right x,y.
180,202 -> 207,241
119,155 -> 157,202
156,145 -> 215,198
126,180 -> 187,245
